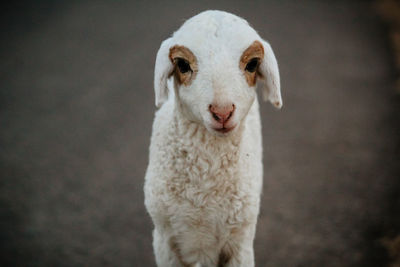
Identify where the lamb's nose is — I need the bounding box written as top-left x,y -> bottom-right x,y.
209,103 -> 235,123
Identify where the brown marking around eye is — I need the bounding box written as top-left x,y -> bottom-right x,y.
169,45 -> 198,86
239,40 -> 264,86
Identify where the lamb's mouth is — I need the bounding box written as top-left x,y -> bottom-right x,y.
213,125 -> 235,133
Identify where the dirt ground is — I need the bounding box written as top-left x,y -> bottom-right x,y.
1,1 -> 399,266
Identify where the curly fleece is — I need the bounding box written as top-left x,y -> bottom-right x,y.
145,10 -> 282,267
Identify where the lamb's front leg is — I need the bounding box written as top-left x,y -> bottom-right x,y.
153,228 -> 184,267
235,244 -> 255,267
219,224 -> 256,267
219,244 -> 254,267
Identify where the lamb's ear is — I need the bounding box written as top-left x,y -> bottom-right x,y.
154,37 -> 174,108
258,40 -> 282,109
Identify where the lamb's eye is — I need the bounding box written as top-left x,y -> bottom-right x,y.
176,58 -> 191,73
245,58 -> 259,73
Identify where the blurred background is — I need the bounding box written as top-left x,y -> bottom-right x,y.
1,0 -> 399,266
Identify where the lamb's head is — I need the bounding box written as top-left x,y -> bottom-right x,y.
154,10 -> 282,135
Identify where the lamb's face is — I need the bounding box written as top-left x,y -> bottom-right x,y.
169,41 -> 263,135
154,10 -> 282,136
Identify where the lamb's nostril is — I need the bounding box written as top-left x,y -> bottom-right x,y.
212,112 -> 220,122
227,111 -> 233,121
229,104 -> 235,120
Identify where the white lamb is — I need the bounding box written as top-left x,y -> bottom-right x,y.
144,10 -> 282,267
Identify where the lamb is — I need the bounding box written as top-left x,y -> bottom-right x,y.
144,10 -> 282,267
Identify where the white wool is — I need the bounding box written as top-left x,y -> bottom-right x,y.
145,10 -> 282,267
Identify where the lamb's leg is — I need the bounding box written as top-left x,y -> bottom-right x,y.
219,224 -> 256,267
218,243 -> 254,267
237,244 -> 255,267
217,245 -> 254,267
153,229 -> 182,267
